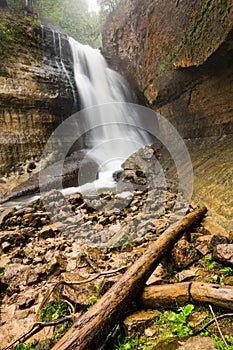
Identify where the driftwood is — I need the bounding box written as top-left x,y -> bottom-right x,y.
141,282 -> 233,310
52,206 -> 207,350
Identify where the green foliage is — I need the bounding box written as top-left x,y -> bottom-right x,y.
97,0 -> 121,31
5,0 -> 101,47
14,343 -> 36,350
114,305 -> 195,349
166,304 -> 194,336
205,254 -> 217,270
43,0 -> 101,47
38,301 -> 69,321
0,261 -> 11,279
88,295 -> 99,305
97,0 -> 120,15
212,275 -> 220,284
219,266 -> 233,276
38,301 -> 72,344
201,332 -> 233,349
114,336 -> 153,350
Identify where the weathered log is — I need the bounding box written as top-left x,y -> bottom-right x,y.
141,282 -> 233,310
141,282 -> 191,309
52,206 -> 207,350
191,282 -> 233,310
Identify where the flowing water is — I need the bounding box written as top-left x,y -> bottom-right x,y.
67,37 -> 152,187
69,37 -> 150,172
0,34 -> 232,233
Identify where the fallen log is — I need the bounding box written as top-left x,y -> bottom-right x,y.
141,282 -> 233,310
52,206 -> 207,350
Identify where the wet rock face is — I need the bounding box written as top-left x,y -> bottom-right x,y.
0,15 -> 75,184
102,0 -> 233,139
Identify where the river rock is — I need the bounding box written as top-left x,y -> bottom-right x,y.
213,244 -> 233,266
209,234 -> 229,248
48,253 -> 67,275
201,217 -> 229,238
171,239 -> 201,269
123,310 -> 159,336
0,208 -> 15,227
178,336 -> 216,350
2,263 -> 30,295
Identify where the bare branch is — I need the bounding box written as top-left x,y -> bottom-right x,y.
38,265 -> 129,314
193,313 -> 233,335
209,305 -> 230,350
2,316 -> 74,350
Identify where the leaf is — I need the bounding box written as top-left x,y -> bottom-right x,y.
177,313 -> 187,323
183,304 -> 194,316
167,311 -> 177,321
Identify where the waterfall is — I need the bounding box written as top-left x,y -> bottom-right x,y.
41,27 -> 77,106
68,37 -> 151,186
56,33 -> 77,106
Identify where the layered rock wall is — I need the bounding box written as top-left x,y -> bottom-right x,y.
0,12 -> 75,184
102,0 -> 233,139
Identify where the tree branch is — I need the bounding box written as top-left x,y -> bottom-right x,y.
209,305 -> 230,350
193,313 -> 233,335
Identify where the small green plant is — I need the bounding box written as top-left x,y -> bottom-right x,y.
0,262 -> 11,279
205,254 -> 217,270
184,244 -> 194,254
219,266 -> 233,276
88,295 -> 99,305
201,332 -> 233,349
166,304 -> 194,336
114,305 -> 195,350
38,301 -> 72,344
38,301 -> 70,322
94,282 -> 102,293
14,343 -> 37,350
212,275 -> 220,284
114,335 -> 153,350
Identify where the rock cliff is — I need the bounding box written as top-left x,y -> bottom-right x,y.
0,9 -> 75,195
102,0 -> 233,140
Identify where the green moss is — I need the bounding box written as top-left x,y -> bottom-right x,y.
38,301 -> 70,322
38,301 -> 72,345
0,261 -> 11,279
0,10 -> 41,63
147,0 -> 230,88
14,343 -> 37,350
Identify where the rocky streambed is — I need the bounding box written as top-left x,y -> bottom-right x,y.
0,146 -> 233,349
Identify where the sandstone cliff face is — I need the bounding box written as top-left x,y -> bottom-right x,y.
102,0 -> 233,139
0,12 -> 74,189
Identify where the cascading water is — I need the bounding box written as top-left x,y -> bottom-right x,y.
56,33 -> 77,106
42,27 -> 77,106
0,35 -> 153,208
67,37 -> 152,191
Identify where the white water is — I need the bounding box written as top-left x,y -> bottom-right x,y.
68,37 -> 151,191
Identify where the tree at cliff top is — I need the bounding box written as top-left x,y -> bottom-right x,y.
5,0 -> 101,47
97,0 -> 120,31
97,0 -> 120,14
